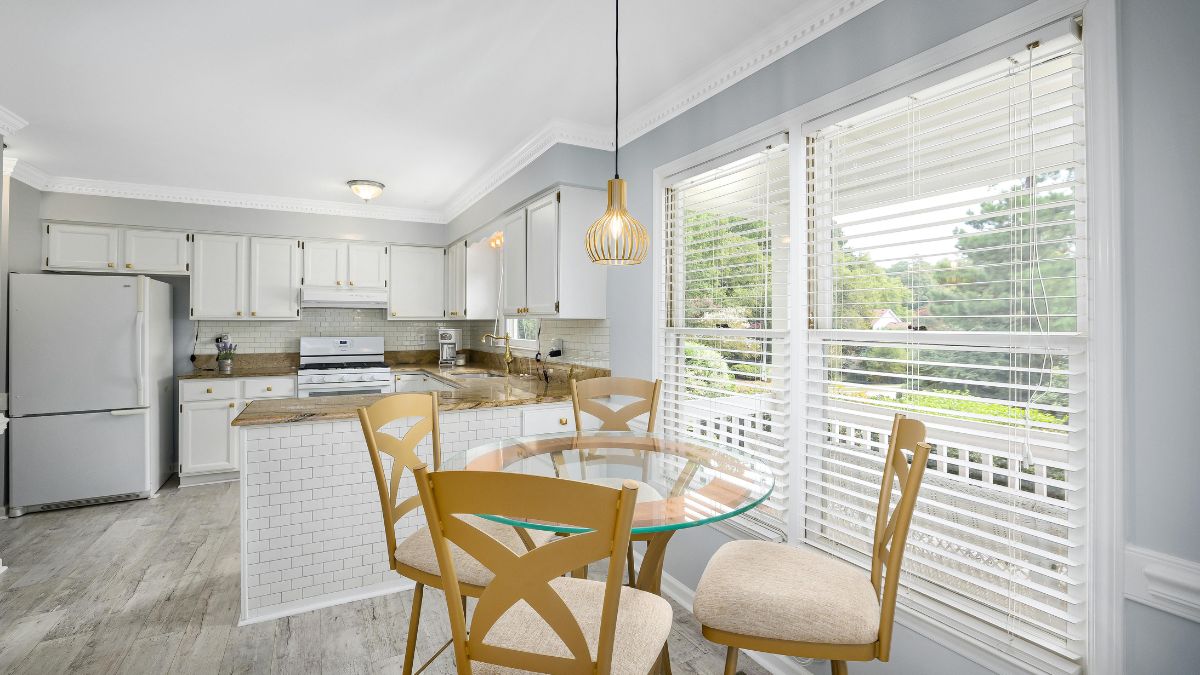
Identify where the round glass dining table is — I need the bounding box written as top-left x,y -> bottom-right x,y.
454,430 -> 775,598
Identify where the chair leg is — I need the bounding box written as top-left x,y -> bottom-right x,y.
403,583 -> 424,675
627,543 -> 637,586
723,646 -> 739,675
830,660 -> 848,675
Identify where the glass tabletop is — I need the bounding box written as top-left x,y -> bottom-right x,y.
454,430 -> 775,535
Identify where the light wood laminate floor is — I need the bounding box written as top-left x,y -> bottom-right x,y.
0,481 -> 768,674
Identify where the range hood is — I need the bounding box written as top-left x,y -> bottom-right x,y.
301,287 -> 388,309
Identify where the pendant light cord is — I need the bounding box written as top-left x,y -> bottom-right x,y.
614,0 -> 620,179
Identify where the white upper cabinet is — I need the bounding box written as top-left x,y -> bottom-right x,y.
347,243 -> 389,288
123,228 -> 189,273
445,241 -> 467,318
499,210 -> 527,315
525,195 -> 559,315
495,186 -> 607,319
389,246 -> 444,319
45,223 -> 120,271
465,238 -> 499,321
248,237 -> 301,319
191,234 -> 247,319
45,223 -> 191,274
302,240 -> 346,287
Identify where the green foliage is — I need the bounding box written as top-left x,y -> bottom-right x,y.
887,389 -> 1063,425
683,341 -> 736,396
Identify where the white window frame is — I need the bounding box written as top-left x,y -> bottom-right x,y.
505,316 -> 540,352
650,0 -> 1122,671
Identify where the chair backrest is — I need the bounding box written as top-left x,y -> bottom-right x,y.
871,412 -> 930,660
414,468 -> 639,675
358,392 -> 441,570
571,376 -> 662,432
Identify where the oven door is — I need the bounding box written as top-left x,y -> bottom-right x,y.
297,381 -> 394,398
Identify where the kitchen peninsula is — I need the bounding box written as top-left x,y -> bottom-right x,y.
230,365 -> 602,624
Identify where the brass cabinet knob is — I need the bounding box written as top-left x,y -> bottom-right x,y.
250,311 -> 257,316
266,386 -> 273,391
206,387 -> 213,394
229,402 -> 235,408
348,280 -> 354,286
559,418 -> 568,425
236,311 -> 243,316
125,263 -> 133,269
107,262 -> 115,268
336,280 -> 343,285
391,311 -> 397,317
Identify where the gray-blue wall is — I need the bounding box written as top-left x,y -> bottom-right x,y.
1119,0 -> 1200,669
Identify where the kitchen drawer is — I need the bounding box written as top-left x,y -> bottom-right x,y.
521,404 -> 597,435
181,380 -> 240,402
243,377 -> 295,399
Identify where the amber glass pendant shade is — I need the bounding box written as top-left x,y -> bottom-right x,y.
585,178 -> 647,265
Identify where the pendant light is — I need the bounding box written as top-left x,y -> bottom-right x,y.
585,0 -> 647,265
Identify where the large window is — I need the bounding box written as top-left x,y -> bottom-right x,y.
658,140 -> 791,536
802,33 -> 1087,668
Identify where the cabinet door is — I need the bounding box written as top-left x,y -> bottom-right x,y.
389,246 -> 444,319
45,223 -> 120,270
191,234 -> 247,319
525,195 -> 559,315
122,229 -> 189,273
303,241 -> 346,287
179,399 -> 239,474
347,243 -> 389,288
499,210 -> 527,315
445,241 -> 467,318
249,237 -> 300,319
465,238 -> 499,322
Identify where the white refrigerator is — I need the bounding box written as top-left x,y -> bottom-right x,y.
7,273 -> 174,516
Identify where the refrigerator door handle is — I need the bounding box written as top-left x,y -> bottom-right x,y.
110,408 -> 148,416
135,277 -> 147,403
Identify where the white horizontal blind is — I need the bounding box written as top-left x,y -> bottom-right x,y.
804,34 -> 1087,668
660,144 -> 791,537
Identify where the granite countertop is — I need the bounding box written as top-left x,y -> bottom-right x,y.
231,368 -> 575,426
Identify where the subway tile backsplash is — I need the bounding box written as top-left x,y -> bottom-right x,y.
192,308 -> 609,368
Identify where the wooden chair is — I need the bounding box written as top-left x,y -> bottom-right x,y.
571,376 -> 662,432
693,413 -> 931,675
412,467 -> 674,674
358,393 -> 552,674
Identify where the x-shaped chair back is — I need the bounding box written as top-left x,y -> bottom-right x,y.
414,468 -> 639,675
571,376 -> 662,432
871,413 -> 931,660
358,392 -> 441,570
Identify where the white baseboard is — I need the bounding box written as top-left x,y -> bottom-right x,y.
1125,544 -> 1200,624
239,577 -> 415,626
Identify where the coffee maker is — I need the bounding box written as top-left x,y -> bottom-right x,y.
438,328 -> 461,366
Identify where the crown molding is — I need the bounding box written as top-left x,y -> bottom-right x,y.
3,156 -> 18,176
618,0 -> 882,146
443,118 -> 611,222
0,104 -> 29,137
9,160 -> 446,223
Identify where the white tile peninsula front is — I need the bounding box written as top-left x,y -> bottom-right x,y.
237,403 -> 549,625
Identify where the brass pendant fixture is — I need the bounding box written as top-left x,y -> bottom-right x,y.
586,0 -> 647,265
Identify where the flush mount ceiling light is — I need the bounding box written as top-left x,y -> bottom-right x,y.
347,179 -> 385,202
585,0 -> 647,266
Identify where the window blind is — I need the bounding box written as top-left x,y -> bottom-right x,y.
804,34 -> 1087,669
659,143 -> 791,537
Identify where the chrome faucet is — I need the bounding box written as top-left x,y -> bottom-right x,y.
481,332 -> 514,375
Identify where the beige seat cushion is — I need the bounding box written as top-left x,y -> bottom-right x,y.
473,576 -> 672,675
693,540 -> 881,645
394,515 -> 553,588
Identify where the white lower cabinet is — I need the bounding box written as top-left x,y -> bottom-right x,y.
180,398 -> 241,475
178,376 -> 294,484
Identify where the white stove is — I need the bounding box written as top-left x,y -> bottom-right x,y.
296,337 -> 395,398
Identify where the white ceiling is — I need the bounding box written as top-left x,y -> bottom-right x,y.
0,1 -> 861,222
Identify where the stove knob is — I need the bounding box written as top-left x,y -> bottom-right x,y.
338,375 -> 354,382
